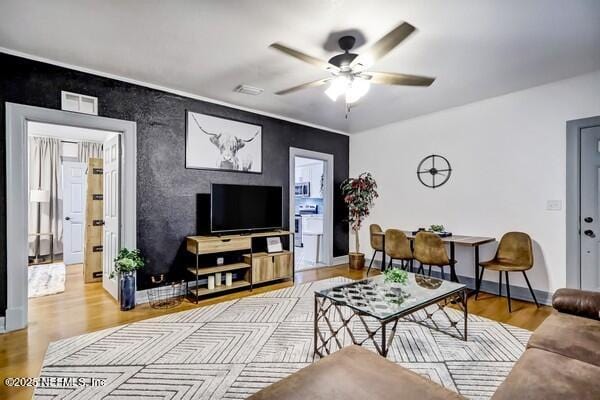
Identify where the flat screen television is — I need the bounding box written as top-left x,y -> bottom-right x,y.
211,183 -> 283,233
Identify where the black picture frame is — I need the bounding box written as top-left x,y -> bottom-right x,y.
185,110 -> 263,174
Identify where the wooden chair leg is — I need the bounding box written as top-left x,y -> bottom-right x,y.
475,266 -> 485,300
498,271 -> 502,297
522,271 -> 539,308
440,265 -> 445,281
388,258 -> 393,269
505,271 -> 512,313
409,259 -> 414,273
418,262 -> 424,274
367,251 -> 378,276
428,265 -> 432,276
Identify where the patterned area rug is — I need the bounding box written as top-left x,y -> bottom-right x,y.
36,277 -> 530,399
28,262 -> 66,298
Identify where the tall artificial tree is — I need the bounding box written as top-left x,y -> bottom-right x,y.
340,172 -> 379,254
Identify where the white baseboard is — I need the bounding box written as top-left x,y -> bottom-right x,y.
331,255 -> 349,266
366,257 -> 553,305
135,288 -> 150,305
134,256 -> 346,307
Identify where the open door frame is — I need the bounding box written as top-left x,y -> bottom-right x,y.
4,103 -> 136,332
289,147 -> 334,267
566,115 -> 600,289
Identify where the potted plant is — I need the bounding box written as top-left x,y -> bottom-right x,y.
384,268 -> 409,288
110,248 -> 145,311
430,224 -> 445,233
340,172 -> 379,270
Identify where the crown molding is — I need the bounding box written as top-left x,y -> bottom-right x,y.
0,47 -> 350,136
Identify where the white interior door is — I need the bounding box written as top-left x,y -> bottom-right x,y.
62,161 -> 86,265
103,135 -> 120,299
581,125 -> 600,291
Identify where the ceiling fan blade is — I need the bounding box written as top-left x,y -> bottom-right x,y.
351,22 -> 416,69
270,43 -> 338,72
364,72 -> 435,86
275,78 -> 331,95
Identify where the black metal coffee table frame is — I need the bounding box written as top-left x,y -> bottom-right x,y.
314,286 -> 468,358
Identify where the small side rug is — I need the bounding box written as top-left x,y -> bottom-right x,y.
28,262 -> 66,298
36,277 -> 531,399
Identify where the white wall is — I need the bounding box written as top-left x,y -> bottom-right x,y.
350,70 -> 600,294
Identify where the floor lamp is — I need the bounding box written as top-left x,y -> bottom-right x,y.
30,189 -> 50,264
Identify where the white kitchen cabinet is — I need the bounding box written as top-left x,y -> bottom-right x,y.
302,215 -> 324,263
296,165 -> 310,183
302,215 -> 323,235
296,161 -> 324,198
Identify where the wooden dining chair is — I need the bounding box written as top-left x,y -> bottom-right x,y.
475,232 -> 538,312
413,231 -> 457,281
384,229 -> 414,271
367,224 -> 384,276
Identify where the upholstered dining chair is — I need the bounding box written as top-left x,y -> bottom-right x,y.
367,224 -> 385,276
384,229 -> 414,271
413,231 -> 457,281
475,232 -> 538,312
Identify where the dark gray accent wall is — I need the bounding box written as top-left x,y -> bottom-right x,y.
0,53 -> 349,312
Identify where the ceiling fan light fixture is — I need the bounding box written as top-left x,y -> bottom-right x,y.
345,77 -> 370,104
271,22 -> 435,109
324,75 -> 349,101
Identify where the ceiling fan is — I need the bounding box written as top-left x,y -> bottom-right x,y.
270,22 -> 435,105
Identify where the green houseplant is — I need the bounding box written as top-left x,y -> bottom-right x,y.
430,224 -> 445,233
110,248 -> 145,311
340,172 -> 379,269
384,268 -> 409,286
384,268 -> 409,305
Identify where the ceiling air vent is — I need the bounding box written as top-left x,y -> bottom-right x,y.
234,84 -> 264,96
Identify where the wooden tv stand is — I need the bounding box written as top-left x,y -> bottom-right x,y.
185,230 -> 294,302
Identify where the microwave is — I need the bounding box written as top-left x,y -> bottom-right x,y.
295,182 -> 310,197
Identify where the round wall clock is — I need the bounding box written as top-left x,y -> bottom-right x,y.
417,154 -> 452,188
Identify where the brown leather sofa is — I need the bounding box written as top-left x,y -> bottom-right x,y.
249,288 -> 600,400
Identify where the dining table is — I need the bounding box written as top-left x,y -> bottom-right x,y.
372,230 -> 495,291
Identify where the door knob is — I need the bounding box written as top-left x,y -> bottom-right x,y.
65,216 -> 71,221
584,217 -> 594,223
584,229 -> 595,238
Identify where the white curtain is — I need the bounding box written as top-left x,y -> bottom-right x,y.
78,141 -> 103,163
28,137 -> 63,257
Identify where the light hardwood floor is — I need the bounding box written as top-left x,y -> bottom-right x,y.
1,264 -> 551,399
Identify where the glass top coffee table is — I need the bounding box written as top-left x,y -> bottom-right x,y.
314,273 -> 468,357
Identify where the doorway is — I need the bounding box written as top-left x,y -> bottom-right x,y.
289,148 -> 334,271
566,115 -> 600,291
5,103 -> 136,332
26,121 -> 118,302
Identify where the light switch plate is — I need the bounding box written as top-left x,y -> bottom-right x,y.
546,200 -> 562,211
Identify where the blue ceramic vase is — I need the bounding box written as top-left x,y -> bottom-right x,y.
120,272 -> 136,311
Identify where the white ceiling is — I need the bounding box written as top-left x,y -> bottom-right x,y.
2,0 -> 599,134
28,121 -> 118,142
295,156 -> 324,167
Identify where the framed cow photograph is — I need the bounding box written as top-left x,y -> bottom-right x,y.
186,111 -> 262,173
